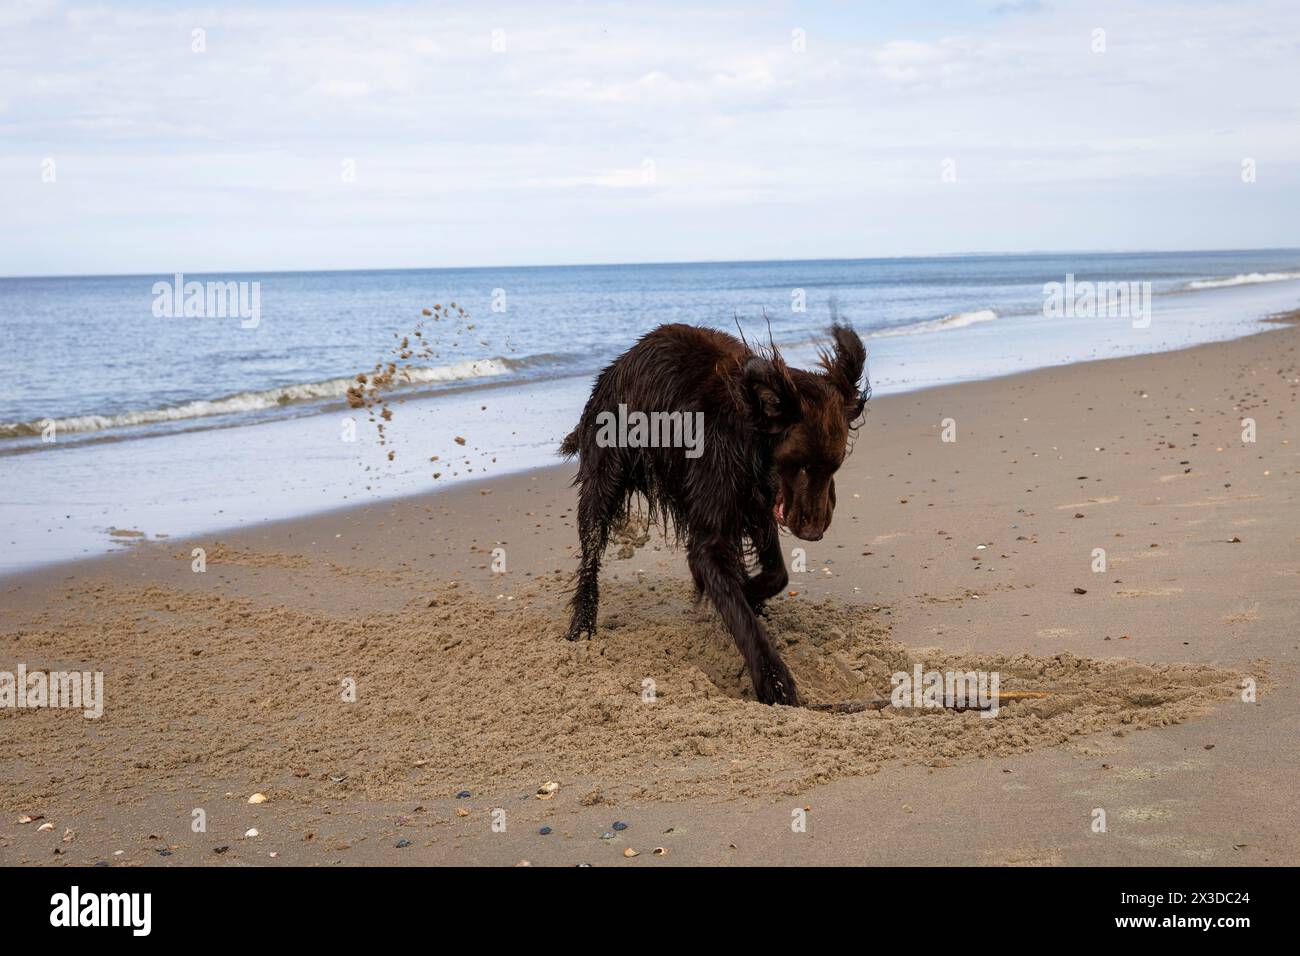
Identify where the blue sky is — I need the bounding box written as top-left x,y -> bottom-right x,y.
2,0 -> 1298,275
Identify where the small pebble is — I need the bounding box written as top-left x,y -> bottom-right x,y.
538,826 -> 552,835
456,790 -> 472,799
623,848 -> 639,858
248,793 -> 268,804
612,821 -> 628,831
395,839 -> 412,848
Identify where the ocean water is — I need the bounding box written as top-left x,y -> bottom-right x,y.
2,249 -> 1299,572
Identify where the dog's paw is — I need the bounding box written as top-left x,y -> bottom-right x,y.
755,668 -> 801,707
770,681 -> 802,708
564,622 -> 594,641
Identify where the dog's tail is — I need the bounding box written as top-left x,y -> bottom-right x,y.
559,427 -> 580,458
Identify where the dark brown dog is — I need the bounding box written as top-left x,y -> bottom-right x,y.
560,322 -> 868,706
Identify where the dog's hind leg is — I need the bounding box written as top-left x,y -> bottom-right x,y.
743,521 -> 788,616
687,536 -> 800,706
565,453 -> 626,641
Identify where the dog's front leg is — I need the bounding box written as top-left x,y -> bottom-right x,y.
743,521 -> 788,616
688,538 -> 800,707
565,452 -> 623,641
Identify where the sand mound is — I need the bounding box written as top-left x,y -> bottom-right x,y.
0,577 -> 1242,805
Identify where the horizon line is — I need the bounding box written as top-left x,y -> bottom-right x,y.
4,244 -> 1299,281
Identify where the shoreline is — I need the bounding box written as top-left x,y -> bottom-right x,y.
6,277 -> 1300,576
5,305 -> 1298,586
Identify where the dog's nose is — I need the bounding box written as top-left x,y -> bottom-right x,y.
797,527 -> 824,542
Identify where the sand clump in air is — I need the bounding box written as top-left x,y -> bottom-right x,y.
345,303 -> 477,460
0,571 -> 1245,807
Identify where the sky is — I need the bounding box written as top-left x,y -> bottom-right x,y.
2,0 -> 1299,276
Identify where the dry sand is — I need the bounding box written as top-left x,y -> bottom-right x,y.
2,318 -> 1298,866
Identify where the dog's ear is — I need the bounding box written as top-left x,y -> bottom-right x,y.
819,323 -> 869,421
743,355 -> 799,433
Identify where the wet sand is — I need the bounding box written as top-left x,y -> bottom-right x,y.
3,317 -> 1298,866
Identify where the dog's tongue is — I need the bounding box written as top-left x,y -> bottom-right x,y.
774,500 -> 785,525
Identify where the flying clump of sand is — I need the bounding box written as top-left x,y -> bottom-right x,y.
345,303 -> 478,464
0,569 -> 1243,807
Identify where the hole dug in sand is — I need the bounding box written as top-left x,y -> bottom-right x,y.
0,579 -> 1243,804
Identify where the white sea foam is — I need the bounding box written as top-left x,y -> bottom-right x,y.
0,358 -> 518,439
867,308 -> 999,338
1185,271 -> 1300,290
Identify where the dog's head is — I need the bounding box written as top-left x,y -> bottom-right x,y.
744,323 -> 868,541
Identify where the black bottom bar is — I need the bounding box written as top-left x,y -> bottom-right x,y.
0,865 -> 1282,940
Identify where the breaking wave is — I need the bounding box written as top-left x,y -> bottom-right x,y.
0,356 -> 532,440
1184,271 -> 1300,290
867,308 -> 999,338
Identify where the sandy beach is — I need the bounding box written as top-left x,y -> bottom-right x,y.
2,316 -> 1297,867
